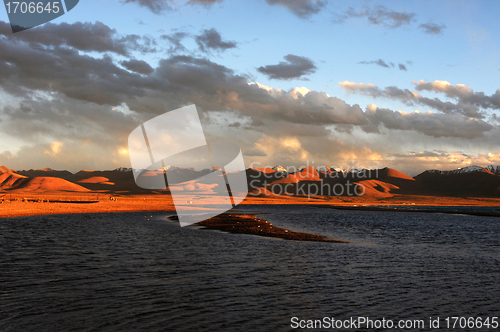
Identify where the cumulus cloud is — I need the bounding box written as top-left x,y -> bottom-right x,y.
121,59 -> 154,75
257,54 -> 316,80
364,105 -> 492,138
0,36 -> 152,105
265,0 -> 325,18
339,80 -> 495,119
413,80 -> 500,110
419,23 -> 446,35
0,21 -> 155,56
195,28 -> 237,53
0,20 -> 498,174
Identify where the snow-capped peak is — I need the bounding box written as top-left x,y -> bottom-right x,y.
273,165 -> 288,172
456,165 -> 484,172
163,165 -> 177,171
427,165 -> 492,176
486,165 -> 500,175
114,167 -> 132,172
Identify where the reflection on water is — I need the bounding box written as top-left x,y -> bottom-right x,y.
1,206 -> 499,331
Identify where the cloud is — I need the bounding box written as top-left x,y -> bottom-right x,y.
336,5 -> 415,28
265,0 -> 326,18
187,0 -> 223,5
339,80 -> 495,119
357,59 -> 409,71
244,149 -> 268,157
388,150 -> 500,175
419,23 -> 446,35
0,140 -> 131,172
391,150 -> 446,158
413,80 -> 500,109
0,20 -> 498,175
257,54 -> 316,80
364,105 -> 493,138
195,28 -> 237,53
335,5 -> 447,35
122,0 -> 324,18
161,31 -> 189,53
121,59 -> 154,75
358,59 -> 393,68
0,21 -> 155,56
121,0 -> 173,14
0,31 -> 157,106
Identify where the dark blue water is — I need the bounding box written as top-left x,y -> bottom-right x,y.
366,205 -> 500,214
1,206 -> 499,331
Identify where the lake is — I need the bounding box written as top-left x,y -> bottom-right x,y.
1,205 -> 499,331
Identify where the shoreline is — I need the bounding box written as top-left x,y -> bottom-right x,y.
0,197 -> 176,218
1,192 -> 499,219
318,204 -> 500,217
2,196 -> 498,242
1,195 -> 500,219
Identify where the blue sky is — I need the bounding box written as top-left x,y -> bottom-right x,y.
0,0 -> 499,175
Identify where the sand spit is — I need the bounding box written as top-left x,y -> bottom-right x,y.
193,213 -> 349,243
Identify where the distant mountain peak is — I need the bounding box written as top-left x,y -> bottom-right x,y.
425,165 -> 491,176
486,165 -> 500,175
0,166 -> 12,174
272,165 -> 288,172
114,167 -> 132,172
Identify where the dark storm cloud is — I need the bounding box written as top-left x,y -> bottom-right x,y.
265,0 -> 326,18
419,23 -> 446,35
121,59 -> 154,75
335,5 -> 415,28
257,54 -> 316,80
195,28 -> 237,53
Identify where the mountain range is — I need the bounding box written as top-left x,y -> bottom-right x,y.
1,165 -> 499,198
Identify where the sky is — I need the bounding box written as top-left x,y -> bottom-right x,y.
0,0 -> 499,176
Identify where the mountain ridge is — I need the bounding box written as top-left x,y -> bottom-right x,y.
1,164 -> 499,198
